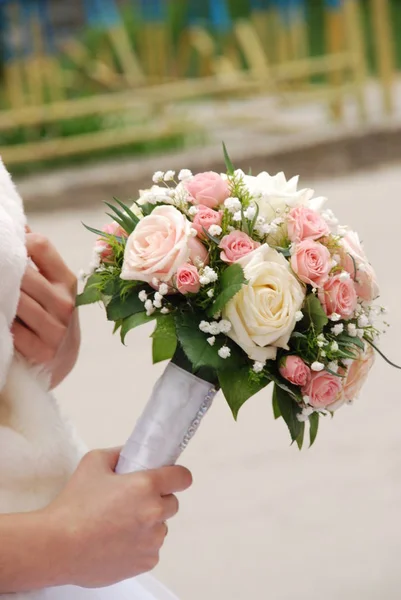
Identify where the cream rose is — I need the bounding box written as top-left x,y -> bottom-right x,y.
121,205 -> 197,283
237,170 -> 326,223
223,244 -> 305,361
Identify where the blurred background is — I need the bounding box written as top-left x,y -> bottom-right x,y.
3,1 -> 401,599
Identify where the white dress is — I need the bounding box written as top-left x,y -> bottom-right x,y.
0,159 -> 178,600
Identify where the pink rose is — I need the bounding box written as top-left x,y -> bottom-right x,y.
176,263 -> 201,294
287,205 -> 330,243
188,235 -> 209,266
279,355 -> 311,387
185,172 -> 230,209
340,231 -> 379,302
318,274 -> 357,319
303,371 -> 343,409
192,205 -> 222,239
121,205 -> 206,284
95,221 -> 127,261
291,240 -> 331,287
220,231 -> 260,264
343,345 -> 375,402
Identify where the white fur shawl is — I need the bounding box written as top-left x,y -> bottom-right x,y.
0,159 -> 81,514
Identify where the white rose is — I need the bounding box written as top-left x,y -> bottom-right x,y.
235,169 -> 326,222
121,205 -> 207,284
223,244 -> 305,361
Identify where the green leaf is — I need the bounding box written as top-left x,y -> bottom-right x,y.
202,226 -> 221,246
83,223 -> 108,238
113,197 -> 140,226
337,334 -> 365,351
273,384 -> 302,443
104,202 -> 136,235
291,332 -> 308,341
175,312 -> 242,371
309,412 -> 319,447
76,273 -> 103,307
303,294 -> 329,334
272,246 -> 291,258
113,320 -> 123,334
106,293 -> 144,321
272,392 -> 281,419
218,367 -> 270,420
151,315 -> 178,364
209,263 -> 246,316
241,205 -> 250,235
121,312 -> 156,344
250,201 -> 260,232
296,422 -> 305,450
223,142 -> 235,175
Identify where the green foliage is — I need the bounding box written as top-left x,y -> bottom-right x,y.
219,366 -> 270,420
121,312 -> 156,344
152,315 -> 178,364
76,273 -> 103,306
106,292 -> 145,321
309,412 -> 319,447
175,311 -> 242,372
223,142 -> 235,175
273,384 -> 303,447
302,294 -> 329,334
209,263 -> 246,316
104,199 -> 139,235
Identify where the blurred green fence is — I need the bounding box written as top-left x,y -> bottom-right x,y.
0,0 -> 398,171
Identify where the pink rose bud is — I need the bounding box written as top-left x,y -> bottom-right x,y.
343,346 -> 375,402
279,355 -> 311,387
220,231 -> 260,263
339,231 -> 379,302
287,205 -> 330,243
303,371 -> 343,409
192,205 -> 223,239
185,171 -> 230,209
318,274 -> 358,319
95,221 -> 127,261
176,263 -> 201,294
188,236 -> 209,266
291,240 -> 331,287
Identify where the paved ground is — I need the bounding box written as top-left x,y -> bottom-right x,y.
28,163 -> 401,600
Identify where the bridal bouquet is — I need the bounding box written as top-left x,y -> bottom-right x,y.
78,147 -> 393,464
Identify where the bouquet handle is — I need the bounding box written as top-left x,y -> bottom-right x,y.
115,363 -> 217,475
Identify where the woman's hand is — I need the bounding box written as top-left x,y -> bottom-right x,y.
12,232 -> 81,388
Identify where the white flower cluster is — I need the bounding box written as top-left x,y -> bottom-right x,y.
297,406 -> 315,422
138,283 -> 170,316
199,319 -> 232,336
152,170 -> 176,184
199,266 -> 218,286
224,197 -> 242,213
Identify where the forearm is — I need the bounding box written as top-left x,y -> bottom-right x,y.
0,511 -> 67,593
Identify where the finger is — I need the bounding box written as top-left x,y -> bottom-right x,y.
21,267 -> 75,326
96,447 -> 124,472
12,321 -> 53,365
153,466 -> 193,497
17,291 -> 65,348
161,494 -> 179,521
148,524 -> 168,551
26,233 -> 76,290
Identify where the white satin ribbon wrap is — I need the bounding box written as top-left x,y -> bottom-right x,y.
116,363 -> 217,475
